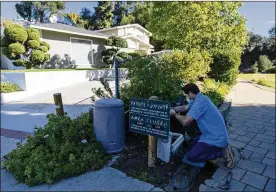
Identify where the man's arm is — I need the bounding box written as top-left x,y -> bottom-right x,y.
170,109 -> 194,127
173,105 -> 190,113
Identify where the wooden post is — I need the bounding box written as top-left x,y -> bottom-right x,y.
148,96 -> 159,168
53,93 -> 64,116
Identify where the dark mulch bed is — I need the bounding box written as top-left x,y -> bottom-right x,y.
112,115 -> 217,190
112,133 -> 185,189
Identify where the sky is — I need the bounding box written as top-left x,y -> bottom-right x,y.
1,1 -> 275,37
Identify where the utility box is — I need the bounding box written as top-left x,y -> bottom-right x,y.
94,98 -> 125,154
157,132 -> 185,163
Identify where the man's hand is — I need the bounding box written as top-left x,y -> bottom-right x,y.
170,109 -> 176,117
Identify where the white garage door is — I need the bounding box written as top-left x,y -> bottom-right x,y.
71,38 -> 93,65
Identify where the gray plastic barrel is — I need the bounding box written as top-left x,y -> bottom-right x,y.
93,98 -> 125,154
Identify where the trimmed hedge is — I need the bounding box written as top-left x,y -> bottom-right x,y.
1,82 -> 20,93
30,50 -> 44,64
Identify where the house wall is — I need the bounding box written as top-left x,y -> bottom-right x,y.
41,30 -> 106,68
126,39 -> 138,49
125,27 -> 150,43
99,26 -> 151,46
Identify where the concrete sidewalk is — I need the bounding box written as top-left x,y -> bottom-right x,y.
1,80 -> 115,133
1,136 -> 163,191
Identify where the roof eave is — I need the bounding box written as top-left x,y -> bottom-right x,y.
30,24 -> 109,39
96,24 -> 152,36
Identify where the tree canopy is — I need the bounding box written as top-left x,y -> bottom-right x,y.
15,2 -> 66,23
147,2 -> 247,55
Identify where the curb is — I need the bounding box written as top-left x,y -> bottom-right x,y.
238,79 -> 275,93
1,128 -> 32,140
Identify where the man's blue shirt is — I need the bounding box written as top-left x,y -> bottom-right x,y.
187,93 -> 229,148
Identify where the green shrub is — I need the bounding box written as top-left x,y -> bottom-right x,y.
26,40 -> 40,49
2,22 -> 50,69
252,63 -> 259,73
4,23 -> 28,43
105,36 -> 128,48
1,82 -> 20,93
3,112 -> 111,186
12,59 -> 26,67
30,50 -> 44,65
38,46 -> 49,53
40,41 -> 50,50
116,51 -> 130,64
128,50 -> 147,59
257,55 -> 273,72
1,36 -> 9,47
209,51 -> 240,86
162,49 -> 212,83
44,53 -> 50,61
26,28 -> 40,41
8,43 -> 25,58
120,56 -> 183,109
256,79 -> 266,86
265,67 -> 276,73
202,78 -> 230,106
1,47 -> 10,57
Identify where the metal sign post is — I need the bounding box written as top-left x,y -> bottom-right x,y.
114,58 -> 120,99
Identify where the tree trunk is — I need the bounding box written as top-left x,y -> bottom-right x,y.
39,12 -> 44,23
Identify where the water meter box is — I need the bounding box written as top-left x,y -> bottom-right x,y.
94,99 -> 125,154
157,132 -> 184,163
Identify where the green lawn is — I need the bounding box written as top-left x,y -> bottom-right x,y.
1,68 -> 111,73
238,74 -> 275,89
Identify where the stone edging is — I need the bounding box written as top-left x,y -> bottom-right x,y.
244,80 -> 275,93
218,84 -> 237,124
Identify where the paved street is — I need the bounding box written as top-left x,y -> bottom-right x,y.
200,80 -> 275,191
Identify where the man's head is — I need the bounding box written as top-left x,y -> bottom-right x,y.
182,83 -> 200,100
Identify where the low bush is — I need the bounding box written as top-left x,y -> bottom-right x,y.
209,50 -> 240,86
128,50 -> 147,59
30,50 -> 44,65
120,55 -> 183,109
202,78 -> 230,106
0,82 -> 20,93
265,67 -> 276,73
257,55 -> 273,72
252,63 -> 259,73
26,40 -> 40,49
3,112 -> 111,186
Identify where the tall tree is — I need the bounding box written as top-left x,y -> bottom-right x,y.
79,7 -> 93,30
80,7 -> 92,20
15,2 -> 66,23
92,2 -> 114,30
113,2 -> 135,26
132,2 -> 153,28
148,2 -> 247,55
15,2 -> 34,22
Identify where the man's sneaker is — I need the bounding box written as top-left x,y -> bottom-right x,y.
223,145 -> 235,169
207,158 -> 219,165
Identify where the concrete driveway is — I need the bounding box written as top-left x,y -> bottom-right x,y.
1,80 -> 116,133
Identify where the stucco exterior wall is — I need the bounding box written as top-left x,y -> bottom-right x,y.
41,30 -> 106,68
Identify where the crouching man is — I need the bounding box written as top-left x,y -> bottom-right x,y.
170,83 -> 235,169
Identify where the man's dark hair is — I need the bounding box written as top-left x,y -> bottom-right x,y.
182,83 -> 200,94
